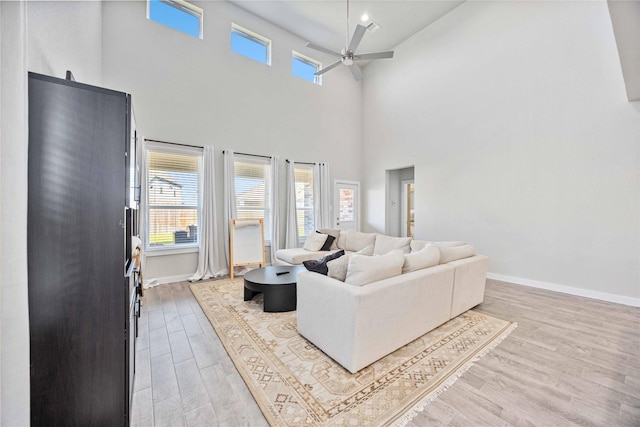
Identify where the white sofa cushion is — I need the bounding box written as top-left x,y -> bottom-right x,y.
373,234 -> 411,255
344,230 -> 377,252
303,232 -> 328,251
346,250 -> 405,286
337,230 -> 347,249
327,245 -> 373,281
439,245 -> 476,264
411,240 -> 466,252
319,228 -> 340,250
402,244 -> 440,273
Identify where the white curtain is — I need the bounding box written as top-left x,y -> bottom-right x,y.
138,137 -> 148,284
223,150 -> 237,270
269,155 -> 280,264
313,162 -> 332,230
189,146 -> 225,281
284,160 -> 299,248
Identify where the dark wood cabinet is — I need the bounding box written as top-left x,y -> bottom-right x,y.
27,72 -> 138,426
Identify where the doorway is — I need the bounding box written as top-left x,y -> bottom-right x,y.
385,166 -> 414,237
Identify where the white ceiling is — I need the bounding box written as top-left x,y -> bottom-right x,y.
228,1 -> 466,56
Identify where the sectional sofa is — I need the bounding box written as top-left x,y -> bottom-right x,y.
277,229 -> 488,373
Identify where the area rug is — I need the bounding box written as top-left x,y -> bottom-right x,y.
190,278 -> 516,426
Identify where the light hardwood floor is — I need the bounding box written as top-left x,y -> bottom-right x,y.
131,279 -> 640,426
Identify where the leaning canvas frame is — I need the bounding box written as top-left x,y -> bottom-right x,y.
229,218 -> 266,279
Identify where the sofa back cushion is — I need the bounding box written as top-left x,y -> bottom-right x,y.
337,230 -> 347,250
373,234 -> 411,255
402,244 -> 440,273
439,245 -> 476,264
410,240 -> 465,252
342,229 -> 377,252
345,250 -> 405,286
319,228 -> 340,250
303,232 -> 328,251
327,245 -> 374,281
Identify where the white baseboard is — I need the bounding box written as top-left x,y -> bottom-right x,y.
145,268 -> 239,288
144,273 -> 193,288
487,272 -> 640,307
146,264 -> 278,288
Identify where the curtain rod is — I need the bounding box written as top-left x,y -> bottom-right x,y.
223,150 -> 271,159
285,159 -> 318,165
145,138 -> 204,149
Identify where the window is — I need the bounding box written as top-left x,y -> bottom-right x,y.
294,165 -> 315,242
146,143 -> 202,250
292,51 -> 322,85
231,24 -> 271,65
147,0 -> 203,39
234,156 -> 272,242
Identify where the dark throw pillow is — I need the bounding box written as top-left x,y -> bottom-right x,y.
303,250 -> 345,275
316,230 -> 336,251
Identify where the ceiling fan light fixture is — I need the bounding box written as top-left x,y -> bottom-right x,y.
366,21 -> 380,33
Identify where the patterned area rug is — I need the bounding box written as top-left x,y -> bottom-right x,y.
190,278 -> 516,426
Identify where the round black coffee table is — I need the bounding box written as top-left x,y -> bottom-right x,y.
243,265 -> 306,312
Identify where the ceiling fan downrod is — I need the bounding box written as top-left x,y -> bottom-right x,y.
346,0 -> 350,51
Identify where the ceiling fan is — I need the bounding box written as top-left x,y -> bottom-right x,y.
305,0 -> 394,81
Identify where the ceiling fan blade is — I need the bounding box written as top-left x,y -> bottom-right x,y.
348,63 -> 363,81
315,60 -> 342,76
354,51 -> 394,61
305,42 -> 342,58
347,24 -> 367,53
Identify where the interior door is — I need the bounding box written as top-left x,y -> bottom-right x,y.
334,180 -> 360,230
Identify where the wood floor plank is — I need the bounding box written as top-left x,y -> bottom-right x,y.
169,330 -> 195,364
148,308 -> 167,331
619,402 -> 640,427
181,313 -> 204,337
174,358 -> 211,413
149,326 -> 172,358
134,348 -> 152,392
188,332 -> 217,370
150,353 -> 181,404
184,404 -> 218,427
200,364 -> 251,424
130,387 -> 154,427
165,310 -> 185,334
153,396 -> 185,427
131,278 -> 640,426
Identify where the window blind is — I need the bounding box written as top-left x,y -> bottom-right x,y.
294,165 -> 314,240
234,156 -> 272,241
147,145 -> 202,248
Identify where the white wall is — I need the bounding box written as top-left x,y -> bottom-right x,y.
0,1 -> 104,423
101,1 -> 362,281
27,0 -> 103,84
362,1 -> 640,302
1,3 -> 30,424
